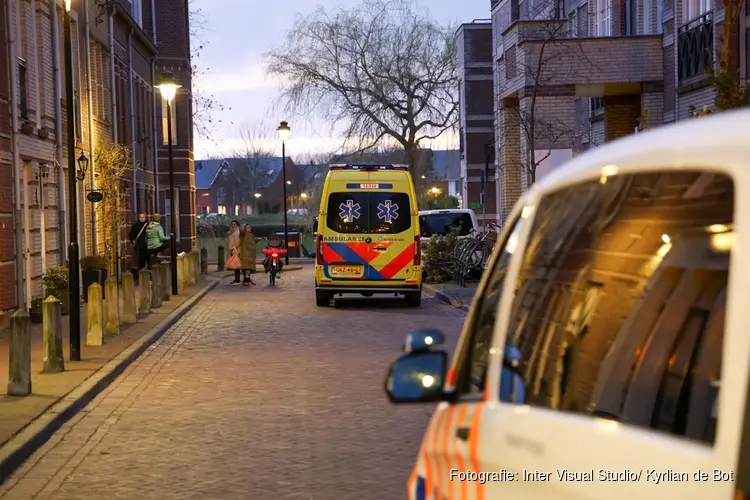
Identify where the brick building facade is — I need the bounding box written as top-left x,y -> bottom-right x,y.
456,21 -> 497,224
458,0 -> 745,227
154,0 -> 196,252
1,0 -> 194,316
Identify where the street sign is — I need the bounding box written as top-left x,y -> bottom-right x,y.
471,202 -> 481,209
86,191 -> 103,203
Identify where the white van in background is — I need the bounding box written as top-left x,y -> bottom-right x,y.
418,209 -> 479,247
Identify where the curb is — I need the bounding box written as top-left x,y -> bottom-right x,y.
422,283 -> 470,312
0,277 -> 221,485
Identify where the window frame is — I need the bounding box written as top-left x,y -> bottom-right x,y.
161,96 -> 177,145
594,0 -> 612,36
451,215 -> 525,402
18,58 -> 28,121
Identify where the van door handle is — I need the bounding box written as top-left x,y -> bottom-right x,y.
456,427 -> 470,441
373,246 -> 387,251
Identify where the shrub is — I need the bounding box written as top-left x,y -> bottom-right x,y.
42,266 -> 69,298
422,229 -> 459,284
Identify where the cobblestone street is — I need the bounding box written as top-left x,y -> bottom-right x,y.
0,267 -> 466,500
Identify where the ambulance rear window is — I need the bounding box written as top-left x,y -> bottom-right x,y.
326,192 -> 412,234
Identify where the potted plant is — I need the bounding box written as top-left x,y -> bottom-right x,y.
81,255 -> 108,302
29,296 -> 43,324
42,266 -> 69,315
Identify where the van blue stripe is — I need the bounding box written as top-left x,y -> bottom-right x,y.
325,242 -> 385,280
345,183 -> 393,189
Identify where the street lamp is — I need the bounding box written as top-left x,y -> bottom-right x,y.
254,193 -> 262,198
63,0 -> 83,361
277,121 -> 291,265
300,193 -> 308,200
155,72 -> 182,296
430,187 -> 441,209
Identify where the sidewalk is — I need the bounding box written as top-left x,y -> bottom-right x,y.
0,271 -> 224,481
422,281 -> 478,312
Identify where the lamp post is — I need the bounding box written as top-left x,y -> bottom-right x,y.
430,187 -> 441,209
253,192 -> 261,215
64,0 -> 81,361
155,72 -> 181,295
277,121 -> 291,265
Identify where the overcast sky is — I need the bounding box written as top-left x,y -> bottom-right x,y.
190,0 -> 492,161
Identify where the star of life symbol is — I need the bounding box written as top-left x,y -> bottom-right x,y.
338,199 -> 362,223
377,200 -> 399,223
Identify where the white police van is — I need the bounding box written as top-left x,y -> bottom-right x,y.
385,110 -> 750,499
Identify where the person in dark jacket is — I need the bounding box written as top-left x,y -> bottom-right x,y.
129,213 -> 149,272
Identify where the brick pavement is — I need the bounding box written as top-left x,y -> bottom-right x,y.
0,276 -> 218,455
0,267 -> 467,500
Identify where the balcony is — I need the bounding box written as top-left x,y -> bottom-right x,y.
498,21 -> 663,99
678,12 -> 713,83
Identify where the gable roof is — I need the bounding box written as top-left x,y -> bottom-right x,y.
194,159 -> 223,189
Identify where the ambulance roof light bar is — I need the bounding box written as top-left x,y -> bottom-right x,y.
329,163 -> 409,171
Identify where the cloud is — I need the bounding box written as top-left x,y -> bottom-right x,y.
195,64 -> 280,93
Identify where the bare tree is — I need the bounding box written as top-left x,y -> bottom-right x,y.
501,6 -> 598,185
189,1 -> 231,142
232,121 -> 276,214
265,0 -> 458,172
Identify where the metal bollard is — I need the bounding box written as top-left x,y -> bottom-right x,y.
200,247 -> 208,274
8,311 -> 31,396
217,245 -> 225,271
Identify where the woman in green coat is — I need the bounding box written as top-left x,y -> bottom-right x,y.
239,224 -> 257,286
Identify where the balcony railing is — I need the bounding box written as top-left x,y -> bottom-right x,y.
678,12 -> 713,82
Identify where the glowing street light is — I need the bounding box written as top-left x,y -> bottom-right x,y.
155,72 -> 182,296
277,121 -> 291,265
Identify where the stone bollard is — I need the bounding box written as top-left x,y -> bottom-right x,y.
86,283 -> 104,347
42,296 -> 64,373
121,272 -> 137,324
104,278 -> 120,336
161,262 -> 171,301
190,252 -> 198,283
177,255 -> 185,291
8,310 -> 31,396
200,248 -> 208,274
195,251 -> 201,279
138,268 -> 151,315
151,263 -> 163,309
217,245 -> 225,271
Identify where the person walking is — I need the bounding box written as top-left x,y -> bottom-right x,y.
145,214 -> 170,267
129,213 -> 149,273
226,220 -> 242,285
239,224 -> 257,286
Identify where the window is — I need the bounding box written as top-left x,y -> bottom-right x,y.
18,58 -> 28,120
568,9 -> 578,37
326,192 -> 412,234
499,170 -> 733,445
217,205 -> 226,215
590,96 -> 604,116
419,212 -> 474,237
131,0 -> 142,26
161,97 -> 176,145
683,0 -> 711,23
454,218 -> 525,398
594,0 -> 611,36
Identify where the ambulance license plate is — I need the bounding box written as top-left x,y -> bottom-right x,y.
331,265 -> 363,276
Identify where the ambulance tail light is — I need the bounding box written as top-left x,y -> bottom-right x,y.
414,235 -> 421,265
316,234 -> 324,265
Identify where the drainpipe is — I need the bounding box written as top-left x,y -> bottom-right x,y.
151,57 -> 159,197
150,0 -> 156,44
128,29 -> 137,216
51,0 -> 67,263
7,0 -> 26,309
84,0 -> 96,253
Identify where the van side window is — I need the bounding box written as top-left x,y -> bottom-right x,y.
455,217 -> 524,399
499,171 -> 733,445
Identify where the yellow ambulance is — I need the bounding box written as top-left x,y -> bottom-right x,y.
314,163 -> 423,307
